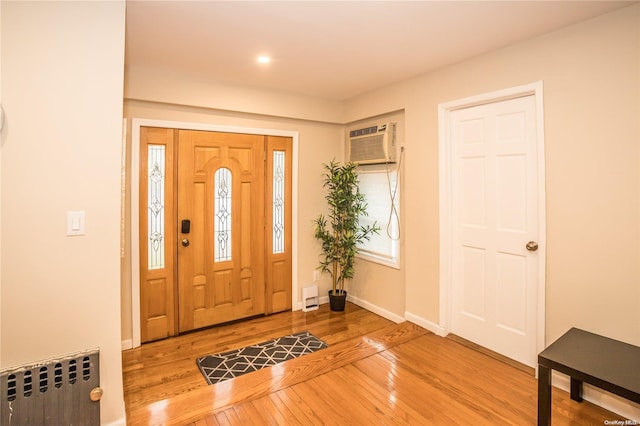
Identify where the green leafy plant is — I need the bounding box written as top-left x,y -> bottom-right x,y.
313,160 -> 379,296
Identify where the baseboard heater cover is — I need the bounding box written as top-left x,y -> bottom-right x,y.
0,349 -> 101,425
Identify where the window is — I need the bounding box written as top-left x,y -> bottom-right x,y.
356,167 -> 400,268
147,145 -> 165,270
272,150 -> 285,254
214,167 -> 232,262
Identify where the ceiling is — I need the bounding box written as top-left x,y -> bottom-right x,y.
125,1 -> 635,101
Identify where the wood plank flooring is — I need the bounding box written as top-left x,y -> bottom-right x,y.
122,302 -> 626,425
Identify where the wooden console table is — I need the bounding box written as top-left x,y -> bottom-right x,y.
538,327 -> 640,425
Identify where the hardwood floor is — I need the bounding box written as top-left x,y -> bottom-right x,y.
123,302 -> 624,425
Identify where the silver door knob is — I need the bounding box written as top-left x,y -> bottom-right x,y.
181,238 -> 190,247
526,241 -> 538,251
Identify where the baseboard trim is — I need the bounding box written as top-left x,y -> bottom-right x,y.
347,295 -> 404,323
404,311 -> 447,336
103,416 -> 127,426
121,339 -> 133,351
552,371 -> 640,421
294,296 -> 329,311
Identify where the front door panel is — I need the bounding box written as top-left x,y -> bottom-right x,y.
177,130 -> 265,332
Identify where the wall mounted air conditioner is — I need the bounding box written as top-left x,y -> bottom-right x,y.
347,123 -> 397,165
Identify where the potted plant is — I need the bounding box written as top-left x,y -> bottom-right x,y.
313,160 -> 379,311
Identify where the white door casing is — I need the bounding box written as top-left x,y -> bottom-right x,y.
438,82 -> 546,369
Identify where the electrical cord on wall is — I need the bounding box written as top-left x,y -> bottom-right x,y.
384,146 -> 404,241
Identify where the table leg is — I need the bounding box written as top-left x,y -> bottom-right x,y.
538,364 -> 552,426
570,377 -> 583,402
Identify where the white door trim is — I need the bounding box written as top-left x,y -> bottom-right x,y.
438,81 -> 546,364
129,118 -> 299,349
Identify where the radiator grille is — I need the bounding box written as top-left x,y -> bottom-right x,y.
1,349 -> 100,425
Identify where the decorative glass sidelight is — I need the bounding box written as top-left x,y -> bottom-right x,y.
272,151 -> 285,254
214,167 -> 232,262
148,145 -> 165,270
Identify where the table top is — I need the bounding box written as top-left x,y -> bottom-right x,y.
539,327 -> 640,397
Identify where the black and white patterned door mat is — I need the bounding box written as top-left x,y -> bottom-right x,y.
196,331 -> 328,385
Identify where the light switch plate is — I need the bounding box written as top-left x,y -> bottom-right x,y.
67,211 -> 86,236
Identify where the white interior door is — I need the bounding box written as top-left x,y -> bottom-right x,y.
450,95 -> 539,368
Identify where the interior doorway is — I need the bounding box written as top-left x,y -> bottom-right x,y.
438,82 -> 546,369
130,119 -> 299,347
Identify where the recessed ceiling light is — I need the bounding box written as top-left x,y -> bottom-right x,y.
257,55 -> 271,64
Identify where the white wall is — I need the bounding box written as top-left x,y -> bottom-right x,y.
1,2 -> 126,424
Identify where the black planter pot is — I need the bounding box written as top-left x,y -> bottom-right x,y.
328,290 -> 347,312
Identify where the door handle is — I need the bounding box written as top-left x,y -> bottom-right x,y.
182,238 -> 190,247
526,241 -> 538,251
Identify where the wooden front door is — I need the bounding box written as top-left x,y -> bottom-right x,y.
177,129 -> 265,332
139,127 -> 292,342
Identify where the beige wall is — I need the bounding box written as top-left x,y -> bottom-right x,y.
1,2 -> 126,424
0,0 -> 3,366
125,65 -> 345,124
347,111 -> 406,319
345,4 -> 640,346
